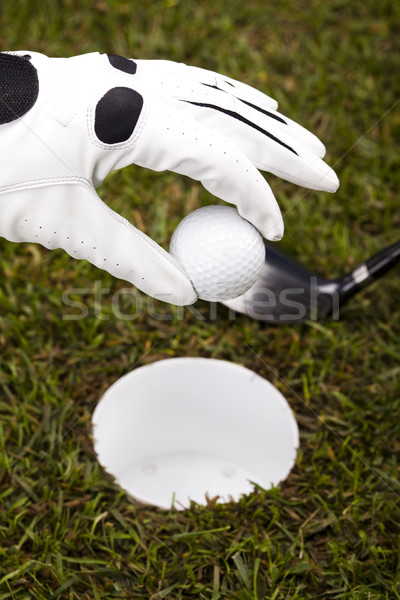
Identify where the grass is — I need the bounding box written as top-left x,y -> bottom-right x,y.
0,0 -> 400,597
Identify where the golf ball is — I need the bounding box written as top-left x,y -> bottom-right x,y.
170,205 -> 265,301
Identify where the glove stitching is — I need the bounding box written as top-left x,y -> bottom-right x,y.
0,177 -> 131,230
0,175 -> 93,194
49,60 -> 79,127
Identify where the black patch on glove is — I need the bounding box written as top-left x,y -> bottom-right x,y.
107,54 -> 137,74
95,87 -> 143,144
0,53 -> 39,124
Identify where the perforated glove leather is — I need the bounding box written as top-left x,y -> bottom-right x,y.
0,51 -> 339,305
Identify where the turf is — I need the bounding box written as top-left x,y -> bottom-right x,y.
0,0 -> 400,598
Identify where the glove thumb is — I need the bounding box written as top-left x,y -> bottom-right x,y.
0,179 -> 197,305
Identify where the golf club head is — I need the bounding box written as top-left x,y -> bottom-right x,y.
221,240 -> 400,324
222,244 -> 337,323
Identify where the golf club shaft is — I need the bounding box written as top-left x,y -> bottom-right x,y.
363,239 -> 400,280
337,239 -> 400,300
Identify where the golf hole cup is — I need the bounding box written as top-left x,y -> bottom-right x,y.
92,358 -> 299,510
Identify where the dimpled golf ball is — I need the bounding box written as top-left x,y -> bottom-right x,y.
170,205 -> 265,301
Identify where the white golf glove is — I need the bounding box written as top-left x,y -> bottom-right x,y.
0,51 -> 339,305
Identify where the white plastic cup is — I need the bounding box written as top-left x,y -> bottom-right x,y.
92,358 -> 299,510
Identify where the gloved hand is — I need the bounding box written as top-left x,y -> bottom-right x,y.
0,51 -> 339,305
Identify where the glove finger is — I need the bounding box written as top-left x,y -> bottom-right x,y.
182,94 -> 327,160
135,60 -> 327,158
267,110 -> 327,159
135,59 -> 279,111
0,181 -> 197,305
116,97 -> 284,240
173,80 -> 327,159
182,65 -> 280,111
173,94 -> 338,191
